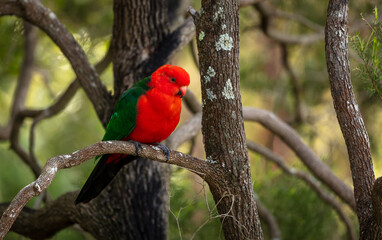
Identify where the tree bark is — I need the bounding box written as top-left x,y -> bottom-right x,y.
80,159 -> 170,240
325,0 -> 382,238
78,0 -> 172,239
193,1 -> 264,239
0,0 -> 196,238
111,0 -> 169,99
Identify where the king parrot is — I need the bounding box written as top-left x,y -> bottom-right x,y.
75,65 -> 190,204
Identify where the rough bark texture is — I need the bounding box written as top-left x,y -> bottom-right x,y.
325,0 -> 381,238
80,159 -> 170,240
194,1 -> 263,239
371,177 -> 382,238
111,0 -> 169,99
78,0 -> 172,239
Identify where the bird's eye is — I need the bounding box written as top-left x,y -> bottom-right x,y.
171,77 -> 176,82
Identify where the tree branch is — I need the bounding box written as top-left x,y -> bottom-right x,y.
164,106 -> 357,214
254,2 -> 324,45
9,113 -> 42,177
0,0 -> 112,121
252,1 -> 373,46
254,195 -> 281,240
0,141 -> 209,239
243,107 -> 356,210
183,90 -> 203,114
26,47 -> 112,163
136,16 -> 196,80
0,192 -> 78,239
0,105 -> 360,239
1,46 -> 112,179
247,140 -> 356,240
0,21 -> 36,140
166,112 -> 202,150
0,108 -> 203,239
280,43 -> 304,124
325,0 -> 376,236
21,45 -> 111,121
193,0 -> 264,238
372,177 -> 382,231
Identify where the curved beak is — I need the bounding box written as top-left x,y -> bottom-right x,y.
177,86 -> 188,98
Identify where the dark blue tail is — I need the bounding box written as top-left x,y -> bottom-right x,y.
75,154 -> 136,204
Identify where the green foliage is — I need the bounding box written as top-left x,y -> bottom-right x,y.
168,169 -> 223,240
45,0 -> 113,38
350,6 -> 382,101
256,174 -> 348,240
0,143 -> 35,204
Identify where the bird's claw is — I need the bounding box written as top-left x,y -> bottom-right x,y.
129,140 -> 143,156
155,143 -> 170,162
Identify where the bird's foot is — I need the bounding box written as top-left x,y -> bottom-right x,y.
154,143 -> 170,162
129,140 -> 143,156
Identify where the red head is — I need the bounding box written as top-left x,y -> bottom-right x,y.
149,65 -> 190,98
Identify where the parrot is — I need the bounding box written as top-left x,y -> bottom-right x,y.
75,64 -> 190,204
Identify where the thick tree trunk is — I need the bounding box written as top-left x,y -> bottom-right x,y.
325,0 -> 382,238
193,1 -> 264,239
111,0 -> 169,99
79,0 -> 172,239
79,159 -> 170,239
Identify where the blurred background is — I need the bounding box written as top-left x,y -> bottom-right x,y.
1,0 -> 381,239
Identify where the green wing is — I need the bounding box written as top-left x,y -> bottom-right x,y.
102,77 -> 151,142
